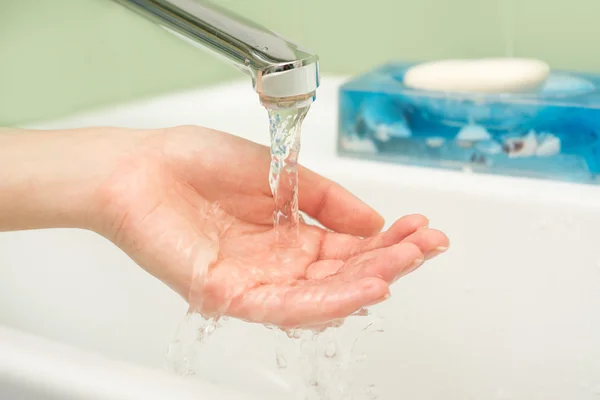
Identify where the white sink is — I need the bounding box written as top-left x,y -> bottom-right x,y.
2,76 -> 600,399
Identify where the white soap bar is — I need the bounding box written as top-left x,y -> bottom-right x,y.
404,58 -> 550,94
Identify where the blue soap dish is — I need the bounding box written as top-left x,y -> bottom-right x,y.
338,62 -> 600,184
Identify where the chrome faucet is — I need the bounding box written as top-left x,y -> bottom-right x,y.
113,0 -> 320,109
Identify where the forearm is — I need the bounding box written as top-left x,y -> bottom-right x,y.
0,127 -> 148,231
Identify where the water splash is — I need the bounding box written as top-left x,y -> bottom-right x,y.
365,384 -> 380,400
276,352 -> 288,369
274,328 -> 288,369
269,314 -> 385,400
165,313 -> 226,376
165,203 -> 232,375
324,340 -> 337,358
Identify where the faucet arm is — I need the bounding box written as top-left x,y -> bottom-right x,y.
113,0 -> 320,103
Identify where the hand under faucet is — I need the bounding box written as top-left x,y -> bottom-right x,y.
0,125 -> 449,329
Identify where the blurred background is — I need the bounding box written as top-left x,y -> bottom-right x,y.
1,0 -> 599,126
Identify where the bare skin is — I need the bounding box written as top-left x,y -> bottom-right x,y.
0,126 -> 449,329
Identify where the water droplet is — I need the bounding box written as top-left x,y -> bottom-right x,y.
366,383 -> 380,399
205,324 -> 216,335
275,351 -> 287,369
352,308 -> 371,317
354,352 -> 368,364
285,328 -> 303,339
167,313 -> 228,375
324,341 -> 337,358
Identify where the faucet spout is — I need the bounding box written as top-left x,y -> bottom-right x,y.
113,0 -> 320,108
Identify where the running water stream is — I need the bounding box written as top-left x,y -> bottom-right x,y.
268,105 -> 310,246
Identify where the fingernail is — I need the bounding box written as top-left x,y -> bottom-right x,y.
425,246 -> 449,260
409,257 -> 425,272
417,224 -> 429,231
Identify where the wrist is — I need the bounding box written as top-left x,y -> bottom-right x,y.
0,127 -> 158,232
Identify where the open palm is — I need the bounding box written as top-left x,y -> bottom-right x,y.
97,126 -> 448,329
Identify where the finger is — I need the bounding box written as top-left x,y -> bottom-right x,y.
229,277 -> 389,329
399,228 -> 450,260
319,214 -> 429,260
339,242 -> 424,283
298,167 -> 384,237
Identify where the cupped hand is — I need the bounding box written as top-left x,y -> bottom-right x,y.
93,126 -> 449,329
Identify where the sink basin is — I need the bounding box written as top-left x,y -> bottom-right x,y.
2,76 -> 600,399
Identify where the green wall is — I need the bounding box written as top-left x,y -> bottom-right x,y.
1,0 -> 599,125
